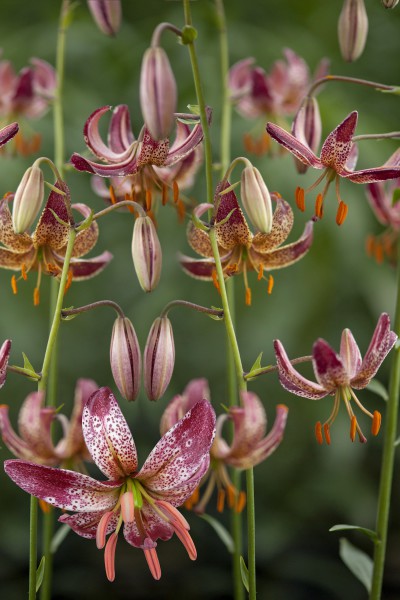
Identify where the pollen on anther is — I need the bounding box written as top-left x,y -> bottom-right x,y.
145,189 -> 152,212
109,185 -> 117,205
336,201 -> 348,226
371,410 -> 382,436
211,269 -> 220,293
161,184 -> 168,206
173,180 -> 179,204
315,194 -> 324,219
176,199 -> 186,222
295,187 -> 305,212
245,287 -> 252,306
65,270 -> 73,292
366,235 -> 375,257
39,499 -> 51,514
217,489 -> 225,513
350,416 -> 357,442
235,491 -> 246,513
21,264 -> 28,281
257,264 -> 263,281
315,421 -> 323,445
323,423 -> 331,445
374,242 -> 384,264
267,274 -> 274,295
11,275 -> 18,295
33,287 -> 40,306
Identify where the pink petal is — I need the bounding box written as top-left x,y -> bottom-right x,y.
17,391 -> 57,460
179,254 -> 216,280
59,510 -> 118,539
366,182 -> 392,226
345,166 -> 400,184
83,105 -> 136,163
320,111 -> 358,170
63,250 -> 113,280
340,329 -> 362,379
108,104 -> 135,152
83,387 -> 138,480
266,122 -> 323,168
274,340 -> 327,399
160,378 -> 210,435
0,122 -> 19,147
312,339 -> 350,389
164,107 -> 212,167
123,503 -> 173,548
70,151 -> 139,177
0,405 -> 43,463
4,460 -> 120,511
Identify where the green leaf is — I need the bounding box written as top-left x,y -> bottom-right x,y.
249,352 -> 263,373
199,513 -> 234,554
36,556 -> 46,592
75,210 -> 94,232
50,523 -> 71,554
219,180 -> 240,195
339,538 -> 373,593
187,104 -> 201,115
22,352 -> 35,373
366,379 -> 389,401
240,556 -> 249,593
329,524 -> 378,543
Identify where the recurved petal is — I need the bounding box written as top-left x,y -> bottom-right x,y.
67,203 -> 99,258
4,459 -> 120,511
108,104 -> 135,152
58,250 -> 113,280
138,400 -> 216,500
215,181 -> 252,250
0,198 -> 33,252
164,107 -> 212,167
274,339 -> 327,399
266,122 -> 323,168
179,254 -> 216,280
137,128 -> 170,168
83,387 -> 138,480
0,405 -> 46,463
160,378 -> 210,435
312,339 -> 350,389
344,165 -> 400,184
59,510 -> 118,539
320,111 -> 358,170
251,195 -> 294,253
0,122 -> 19,147
18,391 -> 57,460
351,313 -> 397,388
383,148 -> 400,168
83,105 -> 135,163
340,329 -> 362,379
32,183 -> 70,251
187,204 -> 214,258
0,247 -> 35,270
70,151 -> 139,177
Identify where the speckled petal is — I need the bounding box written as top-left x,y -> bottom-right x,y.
0,340 -> 11,388
344,166 -> 400,184
68,203 -> 99,258
83,386 -> 138,480
32,183 -> 70,251
351,313 -> 397,388
274,340 -> 327,399
320,111 -> 358,170
312,339 -> 350,390
54,250 -> 113,280
70,151 -> 139,177
138,400 -> 215,501
251,196 -> 294,253
340,329 -> 362,379
160,378 -> 210,435
124,502 -> 173,548
59,510 -> 118,539
266,122 -> 322,168
179,254 -> 216,280
0,247 -> 35,270
4,460 -> 120,511
187,203 -> 214,258
0,197 -> 33,252
137,128 -> 170,168
215,181 -> 252,250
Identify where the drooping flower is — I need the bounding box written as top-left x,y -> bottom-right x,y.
0,339 -> 11,388
274,313 -> 397,444
5,387 -> 216,581
180,181 -> 315,304
87,0 -> 121,36
160,380 -> 288,513
0,181 -> 112,304
0,379 -> 98,468
266,111 -> 400,224
365,178 -> 400,264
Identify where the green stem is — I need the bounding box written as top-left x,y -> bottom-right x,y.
53,0 -> 70,177
369,249 -> 400,599
29,497 -> 38,600
246,468 -> 256,598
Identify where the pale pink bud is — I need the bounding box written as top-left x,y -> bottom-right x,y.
87,0 -> 121,36
132,216 -> 162,293
241,166 -> 272,234
144,316 -> 175,401
291,97 -> 322,174
381,0 -> 398,7
110,317 -> 141,401
338,0 -> 369,62
140,46 -> 177,140
12,165 -> 44,233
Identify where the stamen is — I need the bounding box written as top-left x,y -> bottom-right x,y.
211,269 -> 220,293
143,545 -> 161,580
184,487 -> 199,511
39,499 -> 51,514
350,415 -> 357,442
121,491 -> 135,523
371,410 -> 382,436
104,533 -> 118,582
33,287 -> 40,306
374,241 -> 384,264
65,269 -> 73,292
217,489 -> 225,513
336,201 -> 348,226
173,522 -> 197,560
267,274 -> 274,295
314,194 -> 324,219
161,184 -> 168,206
96,511 -> 114,549
176,199 -> 186,222
226,484 -> 236,509
235,491 -> 246,513
109,185 -> 117,205
295,187 -> 305,212
155,500 -> 190,530
257,263 -> 263,281
11,275 -> 17,295
245,287 -> 252,306
145,189 -> 152,212
315,421 -> 323,445
323,423 -> 331,445
21,264 -> 28,281
173,180 -> 179,204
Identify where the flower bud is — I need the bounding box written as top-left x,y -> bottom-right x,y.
0,340 -> 11,388
381,0 -> 399,7
144,316 -> 175,401
87,0 -> 121,36
240,166 -> 272,233
110,317 -> 141,401
132,215 -> 162,293
338,0 -> 369,62
12,165 -> 44,233
291,97 -> 322,174
140,46 -> 177,140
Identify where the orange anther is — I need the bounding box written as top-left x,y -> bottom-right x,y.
173,180 -> 179,204
145,189 -> 152,212
295,187 -> 305,212
11,275 -> 18,295
161,184 -> 168,206
374,242 -> 384,264
350,416 -> 357,442
39,499 -> 51,514
225,264 -> 238,276
243,132 -> 254,154
315,421 -> 323,445
21,264 -> 28,281
371,410 -> 382,436
109,185 -> 117,205
33,287 -> 40,306
323,423 -> 331,445
176,199 -> 186,222
315,193 -> 324,219
261,131 -> 271,154
267,274 -> 274,295
336,201 -> 348,226
235,491 -> 247,513
217,489 -> 225,513
245,287 -> 252,306
226,484 -> 236,509
257,263 -> 263,281
65,270 -> 73,292
212,269 -> 220,293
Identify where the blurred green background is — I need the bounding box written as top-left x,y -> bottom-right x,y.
1,0 -> 400,598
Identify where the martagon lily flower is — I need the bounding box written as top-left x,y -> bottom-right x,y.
180,181 -> 315,304
5,387 -> 216,581
0,378 -> 98,468
266,111 -> 400,225
160,379 -> 288,513
274,313 -> 397,444
0,181 -> 112,304
366,178 -> 400,264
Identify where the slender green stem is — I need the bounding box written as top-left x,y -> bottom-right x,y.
53,0 -> 70,177
29,497 -> 38,600
62,299 -> 125,320
352,132 -> 400,142
246,468 -> 256,598
160,300 -> 223,319
307,74 -> 396,98
370,248 -> 400,599
215,0 -> 231,177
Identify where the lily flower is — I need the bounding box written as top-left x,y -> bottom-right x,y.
266,111 -> 400,224
5,388 -> 216,581
366,178 -> 400,264
0,378 -> 98,468
180,181 -> 314,304
160,380 -> 288,513
0,182 -> 112,304
274,313 -> 397,444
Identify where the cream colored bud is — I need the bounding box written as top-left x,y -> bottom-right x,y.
144,316 -> 175,401
110,317 -> 141,401
12,165 -> 44,233
241,166 -> 272,234
132,216 -> 162,292
338,0 -> 369,62
140,46 -> 177,140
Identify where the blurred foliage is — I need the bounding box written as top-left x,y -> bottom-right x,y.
1,0 -> 400,598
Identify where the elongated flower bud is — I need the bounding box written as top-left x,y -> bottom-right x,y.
381,0 -> 399,7
140,46 -> 177,140
241,166 -> 272,234
87,0 -> 121,36
0,340 -> 11,388
132,215 -> 162,293
144,316 -> 175,401
110,317 -> 141,401
338,0 -> 369,62
292,97 -> 322,174
12,165 -> 44,233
